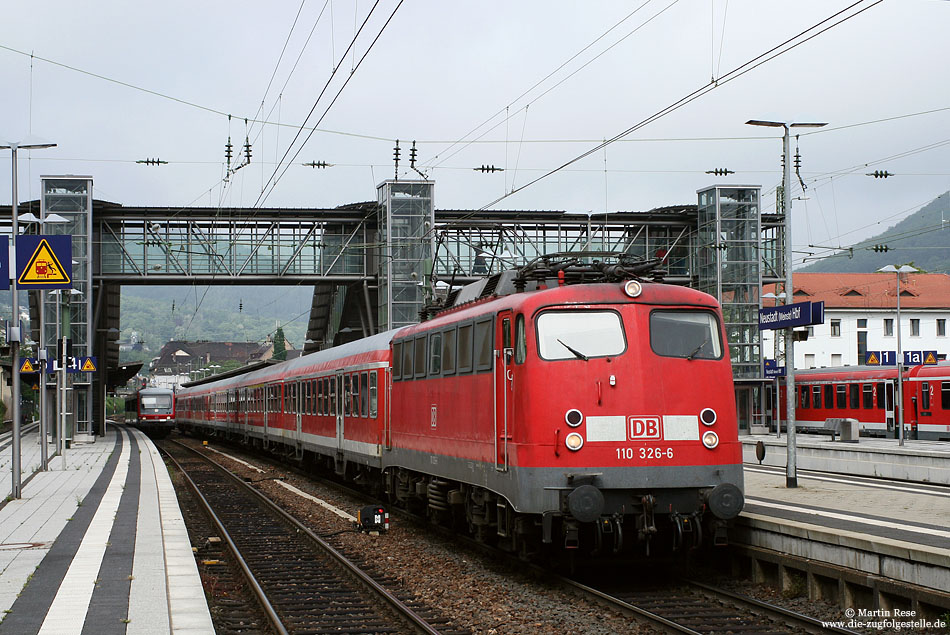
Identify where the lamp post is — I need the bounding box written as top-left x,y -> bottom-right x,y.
878,264 -> 918,447
746,119 -> 826,488
2,139 -> 56,498
19,211 -> 69,471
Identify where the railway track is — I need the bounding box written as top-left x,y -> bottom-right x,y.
160,439 -> 443,635
563,575 -> 861,634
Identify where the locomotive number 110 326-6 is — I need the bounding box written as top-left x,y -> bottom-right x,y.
617,447 -> 674,460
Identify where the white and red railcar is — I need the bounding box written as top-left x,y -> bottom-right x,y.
176,267 -> 744,558
126,387 -> 176,439
787,363 -> 950,440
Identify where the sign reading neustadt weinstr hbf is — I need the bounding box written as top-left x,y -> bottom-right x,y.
758,300 -> 825,330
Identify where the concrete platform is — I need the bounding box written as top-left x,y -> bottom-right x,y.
741,433 -> 950,484
735,434 -> 950,613
0,424 -> 213,634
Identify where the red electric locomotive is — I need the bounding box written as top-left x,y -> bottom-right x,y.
125,387 -> 176,439
176,256 -> 744,559
788,363 -> 950,440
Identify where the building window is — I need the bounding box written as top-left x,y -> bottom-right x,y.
911,319 -> 920,337
805,353 -> 816,368
831,320 -> 841,337
884,318 -> 894,337
938,319 -> 946,337
857,318 -> 867,328
807,326 -> 814,337
831,353 -> 842,366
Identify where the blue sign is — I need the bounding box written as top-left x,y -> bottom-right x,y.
15,235 -> 72,290
758,300 -> 825,330
0,237 -> 8,290
763,359 -> 786,377
866,351 -> 896,366
904,350 -> 938,366
21,355 -> 97,374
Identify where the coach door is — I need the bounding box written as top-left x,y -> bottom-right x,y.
883,381 -> 896,432
494,310 -> 514,471
335,372 -> 345,454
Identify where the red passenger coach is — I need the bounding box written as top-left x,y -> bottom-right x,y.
789,363 -> 950,440
177,256 -> 745,559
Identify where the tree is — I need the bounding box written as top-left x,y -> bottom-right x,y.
272,327 -> 287,361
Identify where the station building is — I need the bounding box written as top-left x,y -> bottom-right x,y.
762,272 -> 950,369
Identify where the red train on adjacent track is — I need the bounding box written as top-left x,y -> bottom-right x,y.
175,256 -> 745,560
125,387 -> 176,439
787,363 -> 950,440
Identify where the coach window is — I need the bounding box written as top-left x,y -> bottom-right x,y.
812,386 -> 822,409
402,339 -> 414,379
800,387 -> 810,409
474,318 -> 494,372
429,332 -> 442,375
457,323 -> 473,373
515,315 -> 526,364
352,374 -> 361,416
393,342 -> 403,380
311,380 -> 318,414
360,372 -> 368,416
922,382 -> 931,410
876,382 -> 887,409
836,385 -> 846,408
863,384 -> 874,409
942,382 -> 950,409
824,385 -> 833,409
369,372 -> 378,418
414,337 -> 427,378
849,384 -> 859,408
442,328 -> 457,375
330,377 -> 337,416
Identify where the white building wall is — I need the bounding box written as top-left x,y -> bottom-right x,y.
762,308 -> 950,369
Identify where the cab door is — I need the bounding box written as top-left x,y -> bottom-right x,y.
494,310 -> 514,471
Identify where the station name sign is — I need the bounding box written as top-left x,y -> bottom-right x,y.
758,300 -> 825,331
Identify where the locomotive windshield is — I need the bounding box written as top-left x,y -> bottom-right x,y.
650,310 -> 722,360
536,311 -> 626,360
141,394 -> 173,413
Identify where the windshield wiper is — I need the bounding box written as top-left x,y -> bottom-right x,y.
557,338 -> 589,361
686,336 -> 709,361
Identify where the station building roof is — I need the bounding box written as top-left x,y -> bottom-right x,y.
764,272 -> 950,310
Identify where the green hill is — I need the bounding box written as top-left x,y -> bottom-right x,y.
801,191 -> 950,274
119,285 -> 311,364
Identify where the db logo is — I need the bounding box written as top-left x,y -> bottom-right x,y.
629,416 -> 661,440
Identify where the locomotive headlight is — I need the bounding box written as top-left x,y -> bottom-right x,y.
701,430 -> 719,449
623,280 -> 643,298
700,408 -> 717,426
565,432 -> 584,451
565,409 -> 583,427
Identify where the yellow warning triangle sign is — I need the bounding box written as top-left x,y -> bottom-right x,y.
18,239 -> 71,285
80,358 -> 97,372
867,352 -> 880,365
925,351 -> 937,364
19,359 -> 35,373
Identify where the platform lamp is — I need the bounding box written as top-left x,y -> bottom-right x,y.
762,291 -> 786,439
2,139 -> 57,498
18,211 -> 69,472
878,264 -> 918,447
746,119 -> 826,488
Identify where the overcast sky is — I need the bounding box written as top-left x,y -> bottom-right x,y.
2,0 -> 949,269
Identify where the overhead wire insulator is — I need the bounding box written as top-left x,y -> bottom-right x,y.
866,170 -> 893,178
239,299 -> 243,313
872,244 -> 890,253
410,140 -> 418,168
704,168 -> 734,176
303,161 -> 331,168
474,165 -> 504,173
135,158 -> 167,166
225,137 -> 233,170
244,137 -> 252,164
393,140 -> 401,180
